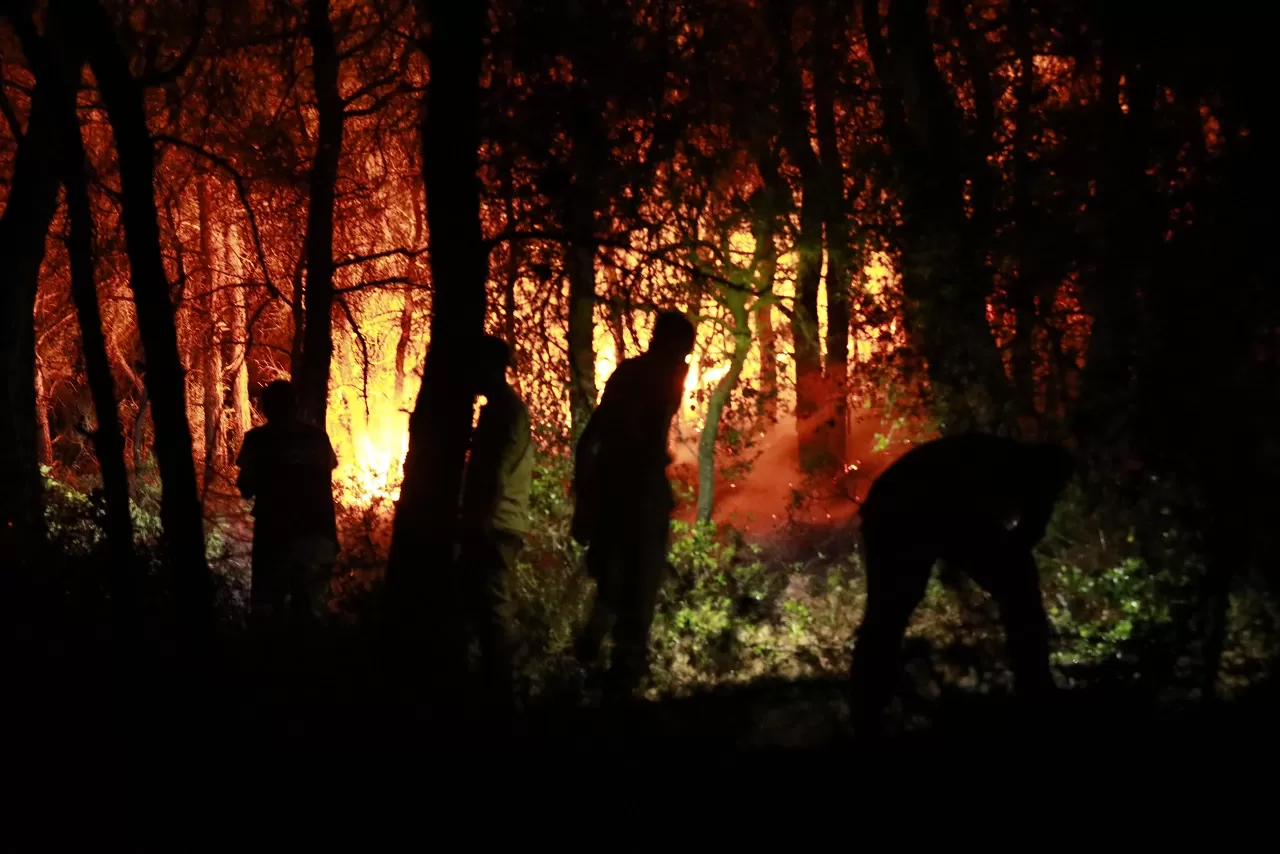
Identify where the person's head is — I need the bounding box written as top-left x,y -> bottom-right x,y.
260,379 -> 297,423
474,335 -> 511,396
648,310 -> 696,366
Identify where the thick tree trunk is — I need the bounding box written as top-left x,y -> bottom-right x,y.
74,0 -> 212,637
387,1 -> 488,661
0,72 -> 61,566
57,49 -> 139,640
296,0 -> 344,427
696,295 -> 751,523
197,176 -> 223,476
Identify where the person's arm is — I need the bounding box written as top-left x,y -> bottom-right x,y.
235,433 -> 258,499
461,399 -> 509,533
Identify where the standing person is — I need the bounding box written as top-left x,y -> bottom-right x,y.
573,310 -> 696,701
235,379 -> 339,630
457,336 -> 534,706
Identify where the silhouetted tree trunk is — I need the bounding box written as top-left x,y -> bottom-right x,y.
696,287 -> 752,523
500,148 -> 520,351
296,0 -> 344,427
752,150 -> 785,426
768,0 -> 823,437
813,10 -> 850,465
224,224 -> 251,453
1007,0 -> 1039,427
388,1 -> 487,661
197,176 -> 223,476
393,174 -> 425,410
565,128 -> 603,439
0,68 -> 61,566
35,359 -> 54,466
1076,38 -> 1152,450
862,0 -> 1009,430
71,0 -> 212,637
55,38 -> 139,639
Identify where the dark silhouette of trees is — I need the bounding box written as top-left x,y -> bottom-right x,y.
63,0 -> 212,637
387,0 -> 488,653
42,14 -> 140,638
0,13 -> 61,568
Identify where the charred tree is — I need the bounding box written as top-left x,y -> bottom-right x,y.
393,183 -> 425,411
0,63 -> 61,566
813,6 -> 851,465
387,0 -> 488,662
54,38 -> 139,640
768,0 -> 823,438
862,0 -> 1009,430
751,147 -> 786,426
68,0 -> 212,637
295,0 -> 344,427
197,176 -> 223,477
223,224 -> 251,455
34,359 -> 54,466
696,296 -> 751,523
565,148 -> 601,440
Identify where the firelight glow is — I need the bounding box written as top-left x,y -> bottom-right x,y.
320,241 -> 903,509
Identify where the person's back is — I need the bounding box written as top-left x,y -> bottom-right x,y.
860,433 -> 1072,548
594,351 -> 685,482
238,418 -> 338,543
460,380 -> 534,537
236,380 -> 338,626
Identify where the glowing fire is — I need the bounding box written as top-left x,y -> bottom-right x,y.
320,237 -> 902,509
326,288 -> 421,508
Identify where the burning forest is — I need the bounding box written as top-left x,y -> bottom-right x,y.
3,0 -> 1278,773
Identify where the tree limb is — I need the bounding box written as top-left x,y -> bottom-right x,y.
138,0 -> 209,86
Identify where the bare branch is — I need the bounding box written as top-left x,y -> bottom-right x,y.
335,275 -> 424,295
334,245 -> 426,269
139,0 -> 209,86
0,83 -> 22,139
337,295 -> 371,420
153,134 -> 287,306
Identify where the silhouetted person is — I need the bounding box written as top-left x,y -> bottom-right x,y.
236,379 -> 339,630
573,310 -> 696,701
457,336 -> 534,707
849,433 -> 1073,734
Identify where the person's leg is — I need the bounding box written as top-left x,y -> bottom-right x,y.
250,534 -> 287,631
849,523 -> 934,735
287,537 -> 337,628
968,545 -> 1055,698
575,539 -> 621,669
606,512 -> 669,700
472,532 -> 518,704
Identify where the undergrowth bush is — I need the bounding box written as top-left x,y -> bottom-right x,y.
34,455 -> 1279,702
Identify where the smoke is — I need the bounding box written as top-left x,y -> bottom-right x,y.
669,400 -> 908,540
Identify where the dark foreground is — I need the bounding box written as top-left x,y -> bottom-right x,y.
9,594 -> 1280,846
